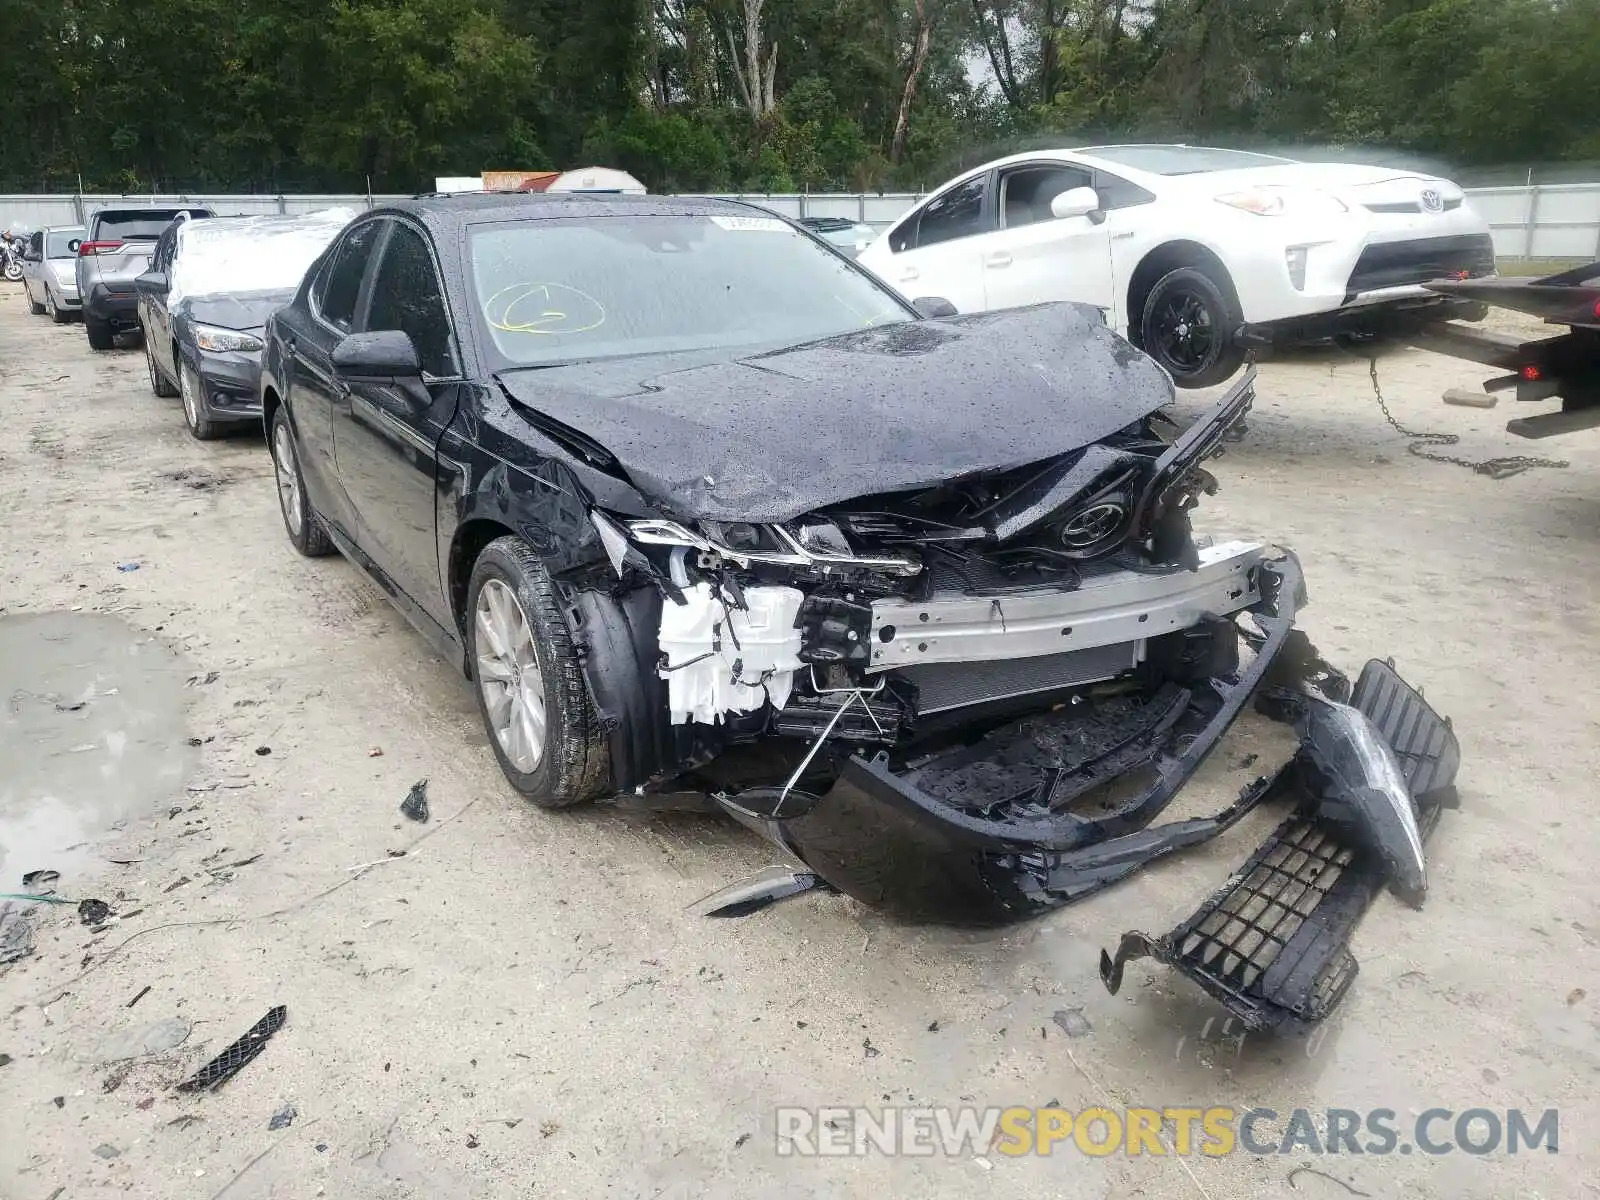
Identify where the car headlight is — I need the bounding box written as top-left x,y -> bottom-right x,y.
1214,187 -> 1347,218
192,323 -> 264,353
597,514 -> 921,575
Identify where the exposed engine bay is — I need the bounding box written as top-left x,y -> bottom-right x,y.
560,366 -> 1460,1031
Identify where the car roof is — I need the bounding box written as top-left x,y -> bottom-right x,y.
378,191 -> 751,230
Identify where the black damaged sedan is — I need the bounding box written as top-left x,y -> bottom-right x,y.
261,194 -> 1460,1031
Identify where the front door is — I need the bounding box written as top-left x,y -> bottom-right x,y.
332,219 -> 461,631
980,163 -> 1115,317
286,217 -> 387,542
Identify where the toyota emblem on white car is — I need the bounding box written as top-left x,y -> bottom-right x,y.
1420,188 -> 1443,213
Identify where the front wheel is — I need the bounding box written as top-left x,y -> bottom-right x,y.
145,336 -> 177,397
179,360 -> 219,439
47,289 -> 70,324
466,537 -> 609,808
1138,266 -> 1245,389
269,408 -> 335,557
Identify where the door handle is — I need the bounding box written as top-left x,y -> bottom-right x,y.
986,252 -> 1013,268
900,267 -> 920,282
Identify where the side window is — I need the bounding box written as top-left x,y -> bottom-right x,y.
314,220 -> 385,332
912,175 -> 990,249
363,224 -> 458,378
1094,170 -> 1156,210
887,212 -> 919,254
998,165 -> 1094,228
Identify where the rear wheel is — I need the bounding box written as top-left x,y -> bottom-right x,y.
85,316 -> 114,351
145,336 -> 178,397
179,360 -> 219,440
1138,266 -> 1245,389
467,537 -> 609,808
269,408 -> 335,557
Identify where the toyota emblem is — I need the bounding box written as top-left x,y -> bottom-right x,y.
1420,188 -> 1443,213
1060,502 -> 1125,548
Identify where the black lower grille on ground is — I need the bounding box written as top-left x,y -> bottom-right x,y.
1345,233 -> 1496,297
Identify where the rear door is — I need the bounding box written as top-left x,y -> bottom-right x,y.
136,226 -> 179,372
978,162 -> 1114,316
287,217 -> 388,542
872,174 -> 992,313
332,219 -> 462,629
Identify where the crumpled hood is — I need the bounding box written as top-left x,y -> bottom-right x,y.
495,303 -> 1172,523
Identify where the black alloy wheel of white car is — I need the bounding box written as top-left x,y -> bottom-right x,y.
1139,266 -> 1246,389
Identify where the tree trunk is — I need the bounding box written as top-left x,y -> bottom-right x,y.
890,0 -> 935,163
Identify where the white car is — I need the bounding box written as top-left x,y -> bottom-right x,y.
857,144 -> 1495,387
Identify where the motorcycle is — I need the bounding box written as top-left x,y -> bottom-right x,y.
1,239 -> 24,282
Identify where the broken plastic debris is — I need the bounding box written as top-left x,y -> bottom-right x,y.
400,779 -> 430,823
268,1103 -> 297,1130
254,745 -> 272,756
116,563 -> 140,573
78,898 -> 113,926
93,1143 -> 121,1159
21,869 -> 60,891
0,905 -> 37,966
175,1005 -> 287,1093
1051,1008 -> 1093,1038
696,866 -> 829,918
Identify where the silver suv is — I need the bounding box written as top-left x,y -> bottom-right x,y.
77,207 -> 212,349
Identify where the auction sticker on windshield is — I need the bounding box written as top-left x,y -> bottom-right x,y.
709,215 -> 788,232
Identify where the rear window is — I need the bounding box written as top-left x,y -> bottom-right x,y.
93,210 -> 211,241
46,230 -> 84,257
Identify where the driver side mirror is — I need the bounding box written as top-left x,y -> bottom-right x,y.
136,270 -> 167,291
1050,186 -> 1103,222
911,296 -> 958,319
332,330 -> 421,380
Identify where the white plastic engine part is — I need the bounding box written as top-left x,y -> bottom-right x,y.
658,583 -> 805,725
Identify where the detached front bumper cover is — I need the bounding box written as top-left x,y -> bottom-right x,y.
1100,659 -> 1460,1030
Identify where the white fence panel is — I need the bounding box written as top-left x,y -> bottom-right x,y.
6,184 -> 1600,259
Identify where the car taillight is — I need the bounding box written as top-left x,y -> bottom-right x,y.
1521,364 -> 1543,382
78,240 -> 124,256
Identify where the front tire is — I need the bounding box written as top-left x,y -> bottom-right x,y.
27,287 -> 45,316
85,316 -> 114,351
1138,266 -> 1245,388
179,359 -> 219,439
145,336 -> 178,397
47,289 -> 69,324
467,537 -> 609,808
269,407 -> 335,557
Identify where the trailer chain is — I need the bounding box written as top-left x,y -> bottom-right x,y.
1364,354 -> 1569,479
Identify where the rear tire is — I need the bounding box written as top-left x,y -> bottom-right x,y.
179,359 -> 219,440
1138,266 -> 1245,389
85,317 -> 114,351
269,407 -> 335,557
145,336 -> 178,397
467,537 -> 609,809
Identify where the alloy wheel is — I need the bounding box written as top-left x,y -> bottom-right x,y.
1155,290 -> 1216,373
475,578 -> 547,774
272,421 -> 304,538
180,364 -> 200,430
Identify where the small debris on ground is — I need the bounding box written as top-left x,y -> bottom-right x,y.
734,1132 -> 751,1149
927,1020 -> 940,1032
78,898 -> 113,926
93,1143 -> 121,1159
168,1115 -> 203,1131
1051,1008 -> 1093,1039
268,1103 -> 297,1130
186,671 -> 219,686
254,745 -> 272,756
136,1097 -> 155,1110
862,1037 -> 881,1058
163,876 -> 191,894
315,1143 -> 328,1153
21,869 -> 60,891
176,1005 -> 287,1093
1567,987 -> 1586,1006
52,1096 -> 64,1108
54,700 -> 86,712
400,779 -> 430,823
98,1017 -> 192,1061
0,904 -> 38,966
466,1133 -> 480,1149
368,746 -> 384,757
0,1053 -> 12,1067
127,985 -> 152,1008
539,1120 -> 559,1138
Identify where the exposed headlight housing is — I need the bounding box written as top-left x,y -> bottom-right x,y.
1214,187 -> 1348,219
192,323 -> 264,353
604,515 -> 921,576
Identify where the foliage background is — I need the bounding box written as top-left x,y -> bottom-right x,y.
2,0 -> 1597,194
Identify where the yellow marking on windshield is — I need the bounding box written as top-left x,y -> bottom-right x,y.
485,282 -> 607,335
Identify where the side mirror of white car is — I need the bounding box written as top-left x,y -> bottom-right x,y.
1050,187 -> 1102,221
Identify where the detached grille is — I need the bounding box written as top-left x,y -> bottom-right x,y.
1345,233 -> 1495,298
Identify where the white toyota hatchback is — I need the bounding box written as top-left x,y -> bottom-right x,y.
857,144 -> 1495,387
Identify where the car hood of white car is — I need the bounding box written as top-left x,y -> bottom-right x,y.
1161,161 -> 1464,201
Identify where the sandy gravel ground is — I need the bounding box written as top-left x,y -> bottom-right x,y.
1,285 -> 1596,1200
